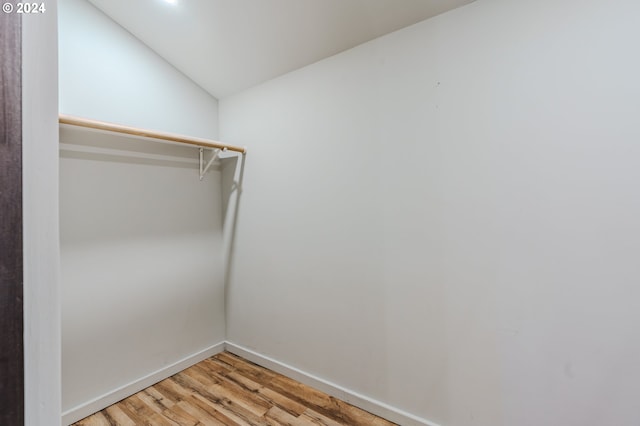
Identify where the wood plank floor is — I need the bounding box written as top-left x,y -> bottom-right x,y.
73,352 -> 398,426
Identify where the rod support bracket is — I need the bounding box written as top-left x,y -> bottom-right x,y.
199,147 -> 225,180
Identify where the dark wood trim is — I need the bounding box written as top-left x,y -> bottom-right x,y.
0,7 -> 24,425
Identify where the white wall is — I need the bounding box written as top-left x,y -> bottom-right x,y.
58,0 -> 219,139
60,132 -> 226,420
58,0 -> 226,421
23,2 -> 61,425
219,0 -> 640,425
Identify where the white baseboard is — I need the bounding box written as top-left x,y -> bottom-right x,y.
62,341 -> 440,426
224,342 -> 441,426
61,341 -> 226,425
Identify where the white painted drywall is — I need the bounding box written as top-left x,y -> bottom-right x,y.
22,2 -> 61,425
58,0 -> 219,139
220,0 -> 640,425
59,135 -> 226,415
85,0 -> 475,98
58,0 -> 226,419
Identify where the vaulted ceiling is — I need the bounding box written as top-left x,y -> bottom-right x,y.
87,0 -> 474,98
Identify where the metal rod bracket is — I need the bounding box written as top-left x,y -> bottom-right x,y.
199,147 -> 225,180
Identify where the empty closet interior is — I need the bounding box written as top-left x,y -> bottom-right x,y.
57,0 -> 640,425
58,1 -> 244,421
60,115 -> 244,422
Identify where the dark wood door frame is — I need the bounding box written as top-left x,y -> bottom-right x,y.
0,8 -> 24,425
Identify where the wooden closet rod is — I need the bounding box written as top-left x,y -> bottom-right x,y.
59,114 -> 247,154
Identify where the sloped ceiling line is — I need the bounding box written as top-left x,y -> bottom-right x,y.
87,0 -> 475,99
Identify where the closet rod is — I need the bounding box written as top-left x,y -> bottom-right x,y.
59,114 -> 247,153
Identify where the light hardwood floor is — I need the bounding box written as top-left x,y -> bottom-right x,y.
73,352 -> 398,426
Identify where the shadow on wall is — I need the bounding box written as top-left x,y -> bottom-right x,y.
221,153 -> 247,310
